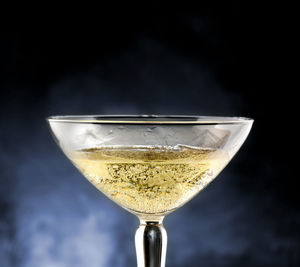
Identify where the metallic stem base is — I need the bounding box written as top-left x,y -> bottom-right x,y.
135,220 -> 167,267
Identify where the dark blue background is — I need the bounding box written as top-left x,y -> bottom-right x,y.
0,3 -> 298,267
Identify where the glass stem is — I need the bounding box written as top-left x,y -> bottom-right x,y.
135,218 -> 167,267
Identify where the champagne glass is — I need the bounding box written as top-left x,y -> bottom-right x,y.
47,115 -> 253,267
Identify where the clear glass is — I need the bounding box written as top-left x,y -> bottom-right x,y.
47,115 -> 253,267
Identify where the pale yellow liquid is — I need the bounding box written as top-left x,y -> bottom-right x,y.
69,145 -> 229,215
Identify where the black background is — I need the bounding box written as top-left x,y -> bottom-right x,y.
0,3 -> 298,267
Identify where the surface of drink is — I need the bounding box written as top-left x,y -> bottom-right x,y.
69,145 -> 229,215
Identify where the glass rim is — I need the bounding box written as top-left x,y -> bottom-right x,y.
46,115 -> 254,125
